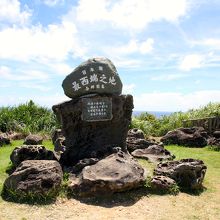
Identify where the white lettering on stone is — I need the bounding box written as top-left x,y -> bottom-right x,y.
82,70 -> 87,75
100,74 -> 107,84
99,66 -> 103,71
80,76 -> 89,86
109,76 -> 116,85
72,81 -> 81,91
90,73 -> 98,83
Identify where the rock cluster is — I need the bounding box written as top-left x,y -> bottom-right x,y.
23,134 -> 43,145
161,127 -> 208,147
3,160 -> 63,200
131,145 -> 175,162
68,151 -> 145,196
126,128 -> 159,152
0,133 -> 11,146
154,158 -> 207,189
10,145 -> 59,167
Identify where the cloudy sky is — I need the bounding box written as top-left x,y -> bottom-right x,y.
0,0 -> 220,111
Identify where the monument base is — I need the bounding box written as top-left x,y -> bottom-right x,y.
52,94 -> 133,165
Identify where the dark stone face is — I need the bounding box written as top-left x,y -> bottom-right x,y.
52,94 -> 133,165
62,58 -> 123,98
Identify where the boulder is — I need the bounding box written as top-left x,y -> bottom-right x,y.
127,128 -> 145,139
7,131 -> 26,140
154,158 -> 207,189
71,158 -> 99,173
10,145 -> 59,167
161,127 -> 208,147
68,151 -> 146,196
150,175 -> 177,192
3,160 -> 63,199
23,134 -> 43,145
51,129 -> 66,152
0,133 -> 10,146
62,57 -> 123,99
213,130 -> 220,138
131,145 -> 175,162
53,94 -> 133,165
126,138 -> 156,152
208,137 -> 220,148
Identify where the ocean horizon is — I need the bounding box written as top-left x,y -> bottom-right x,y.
132,110 -> 173,118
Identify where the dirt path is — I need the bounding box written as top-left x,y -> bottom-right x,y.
0,188 -> 219,220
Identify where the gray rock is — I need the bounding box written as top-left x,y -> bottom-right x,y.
154,158 -> 207,190
213,130 -> 220,138
127,128 -> 145,139
126,138 -> 155,152
150,175 -> 177,192
161,127 -> 208,147
24,134 -> 43,145
3,160 -> 63,199
62,58 -> 123,98
68,151 -> 145,196
0,133 -> 10,146
131,145 -> 175,162
71,158 -> 99,173
10,145 -> 59,167
52,94 -> 133,166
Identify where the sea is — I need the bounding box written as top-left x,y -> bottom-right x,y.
132,110 -> 173,118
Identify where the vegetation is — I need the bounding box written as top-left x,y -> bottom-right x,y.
0,100 -> 59,135
131,102 -> 220,136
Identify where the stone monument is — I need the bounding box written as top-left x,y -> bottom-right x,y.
53,58 -> 134,165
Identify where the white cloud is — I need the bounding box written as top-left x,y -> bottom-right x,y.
179,54 -> 204,71
114,39 -> 154,55
18,83 -> 51,92
134,90 -> 220,111
123,83 -> 136,94
151,73 -> 187,81
48,63 -> 73,75
0,0 -> 31,25
192,38 -> 220,50
0,66 -> 49,81
76,0 -> 189,30
0,93 -> 70,108
0,21 -> 86,62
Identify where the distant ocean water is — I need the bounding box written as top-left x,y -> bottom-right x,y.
133,110 -> 173,118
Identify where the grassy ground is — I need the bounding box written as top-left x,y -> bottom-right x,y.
0,142 -> 219,219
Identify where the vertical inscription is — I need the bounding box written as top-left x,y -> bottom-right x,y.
81,97 -> 113,121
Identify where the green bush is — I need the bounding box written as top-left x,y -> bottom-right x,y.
132,102 -> 220,136
0,100 -> 59,135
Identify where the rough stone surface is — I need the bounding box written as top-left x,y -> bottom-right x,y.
154,158 -> 207,189
208,137 -> 220,148
126,137 -> 156,153
0,133 -> 11,146
7,131 -> 26,140
213,130 -> 220,138
23,134 -> 43,145
161,127 -> 208,147
131,145 -> 175,162
52,129 -> 66,152
71,158 -> 99,173
150,175 -> 177,192
68,151 -> 146,196
53,94 -> 133,165
62,57 -> 123,99
10,145 -> 59,167
4,160 -> 63,197
127,128 -> 145,139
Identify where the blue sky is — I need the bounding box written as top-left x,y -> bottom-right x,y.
0,0 -> 220,111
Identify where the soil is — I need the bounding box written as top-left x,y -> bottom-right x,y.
0,188 -> 219,220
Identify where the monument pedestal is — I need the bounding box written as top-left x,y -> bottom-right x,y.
53,94 -> 133,165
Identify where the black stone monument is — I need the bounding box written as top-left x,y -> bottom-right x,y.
53,58 -> 133,165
